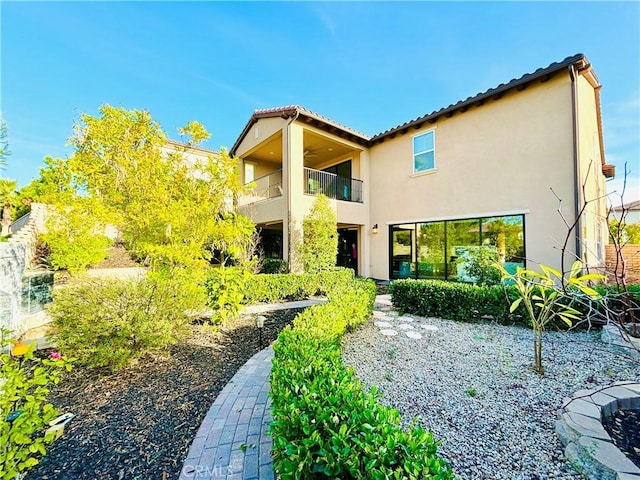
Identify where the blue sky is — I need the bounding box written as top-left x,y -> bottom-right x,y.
2,1 -> 639,204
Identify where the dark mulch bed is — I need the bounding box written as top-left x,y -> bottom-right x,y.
27,308 -> 303,480
603,408 -> 640,468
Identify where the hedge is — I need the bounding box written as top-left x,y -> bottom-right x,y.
270,276 -> 453,479
388,279 -> 521,324
389,279 -> 640,328
243,269 -> 354,304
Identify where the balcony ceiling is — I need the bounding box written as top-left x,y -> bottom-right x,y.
245,130 -> 358,167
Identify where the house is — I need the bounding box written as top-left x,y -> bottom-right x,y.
231,54 -> 614,280
611,200 -> 640,225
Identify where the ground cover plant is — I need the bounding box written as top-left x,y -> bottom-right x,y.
269,277 -> 454,479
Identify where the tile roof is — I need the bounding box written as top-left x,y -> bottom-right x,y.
231,54 -> 598,154
370,54 -> 592,142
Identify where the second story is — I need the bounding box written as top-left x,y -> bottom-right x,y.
231,106 -> 370,226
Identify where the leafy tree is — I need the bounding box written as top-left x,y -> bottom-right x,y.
609,218 -> 640,244
300,194 -> 337,273
178,120 -> 211,146
464,246 -> 502,285
0,180 -> 17,237
65,104 -> 251,269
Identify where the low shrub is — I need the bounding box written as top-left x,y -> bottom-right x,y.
1,329 -> 72,478
261,258 -> 288,274
242,268 -> 354,304
270,277 -> 453,479
50,274 -> 194,370
389,279 -> 521,324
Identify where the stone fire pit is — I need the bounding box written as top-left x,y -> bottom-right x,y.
556,381 -> 640,479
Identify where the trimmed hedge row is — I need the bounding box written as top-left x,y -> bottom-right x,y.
243,269 -> 354,304
270,277 -> 453,479
388,279 -> 640,327
389,279 -> 522,324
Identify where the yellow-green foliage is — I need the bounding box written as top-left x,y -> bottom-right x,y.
300,194 -> 338,273
1,330 -> 72,479
270,276 -> 453,479
50,272 -> 200,371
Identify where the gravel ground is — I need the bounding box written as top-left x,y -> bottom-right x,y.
342,309 -> 640,480
27,308 -> 304,480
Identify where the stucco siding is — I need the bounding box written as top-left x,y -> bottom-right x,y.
368,74 -> 576,279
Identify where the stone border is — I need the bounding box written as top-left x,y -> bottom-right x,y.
556,381 -> 640,479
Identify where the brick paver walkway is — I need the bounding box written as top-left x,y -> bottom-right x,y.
179,295 -> 389,480
179,346 -> 275,480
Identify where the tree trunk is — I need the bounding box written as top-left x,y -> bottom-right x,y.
533,328 -> 544,375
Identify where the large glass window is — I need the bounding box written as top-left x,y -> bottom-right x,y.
417,222 -> 446,279
446,219 -> 481,281
413,131 -> 435,173
390,215 -> 525,281
391,224 -> 415,279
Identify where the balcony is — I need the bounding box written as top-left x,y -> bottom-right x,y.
304,167 -> 363,203
240,169 -> 283,205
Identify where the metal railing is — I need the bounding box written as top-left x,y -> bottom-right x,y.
304,167 -> 363,203
244,169 -> 283,201
10,212 -> 30,234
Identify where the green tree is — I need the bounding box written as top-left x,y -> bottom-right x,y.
609,218 -> 640,244
66,104 -> 252,269
497,261 -> 603,374
178,120 -> 211,146
0,179 -> 17,237
300,194 -> 337,273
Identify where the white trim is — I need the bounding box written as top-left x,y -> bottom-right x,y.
412,128 -> 436,174
386,209 -> 530,226
410,168 -> 438,178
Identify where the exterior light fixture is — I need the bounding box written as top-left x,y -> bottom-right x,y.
256,315 -> 266,350
372,224 -> 379,234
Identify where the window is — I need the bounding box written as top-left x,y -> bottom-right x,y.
413,131 -> 435,173
244,162 -> 256,183
390,214 -> 525,281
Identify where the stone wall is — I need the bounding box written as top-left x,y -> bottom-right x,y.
0,242 -> 26,335
605,244 -> 640,283
9,203 -> 48,269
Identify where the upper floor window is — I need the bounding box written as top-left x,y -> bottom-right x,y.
413,131 -> 435,173
244,162 -> 256,183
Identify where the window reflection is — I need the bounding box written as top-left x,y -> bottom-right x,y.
390,215 -> 525,281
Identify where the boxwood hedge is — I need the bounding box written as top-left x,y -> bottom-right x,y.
269,276 -> 453,479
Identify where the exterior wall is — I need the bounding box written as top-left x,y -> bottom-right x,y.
368,74 -> 576,279
238,197 -> 286,225
575,74 -> 608,269
235,117 -> 288,159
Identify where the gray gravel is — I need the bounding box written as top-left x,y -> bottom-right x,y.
342,308 -> 640,480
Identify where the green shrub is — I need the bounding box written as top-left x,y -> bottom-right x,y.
39,204 -> 112,273
463,247 -> 502,285
242,268 -> 354,304
204,266 -> 250,323
40,231 -> 111,272
270,277 -> 453,479
261,258 -> 288,274
1,330 -> 72,479
50,274 -> 193,370
389,279 -> 520,324
300,195 -> 338,273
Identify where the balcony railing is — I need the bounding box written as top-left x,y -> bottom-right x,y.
304,167 -> 363,203
243,169 -> 283,202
